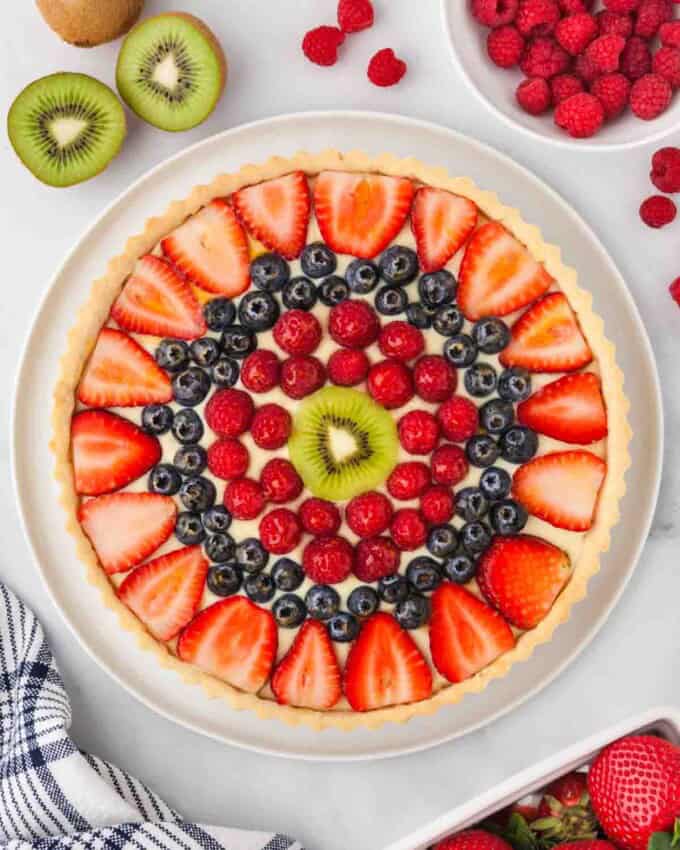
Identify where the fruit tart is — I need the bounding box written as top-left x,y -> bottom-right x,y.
52,151 -> 630,729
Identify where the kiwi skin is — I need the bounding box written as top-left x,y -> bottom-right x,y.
36,0 -> 144,47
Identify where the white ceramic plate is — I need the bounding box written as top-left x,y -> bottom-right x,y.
12,112 -> 662,761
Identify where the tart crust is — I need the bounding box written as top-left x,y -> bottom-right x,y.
51,150 -> 631,731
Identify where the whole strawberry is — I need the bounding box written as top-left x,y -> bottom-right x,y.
532,772 -> 599,844
435,830 -> 513,850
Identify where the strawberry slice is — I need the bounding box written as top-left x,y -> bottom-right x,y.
161,199 -> 250,296
512,450 -> 607,531
313,171 -> 415,259
271,620 -> 342,710
429,583 -> 516,684
518,373 -> 608,445
458,222 -> 553,321
77,328 -> 172,408
232,172 -> 311,260
177,597 -> 277,693
110,255 -> 206,339
411,187 -> 478,273
72,410 -> 161,495
79,493 -> 176,574
500,292 -> 593,373
118,546 -> 208,640
477,535 -> 572,630
344,612 -> 432,711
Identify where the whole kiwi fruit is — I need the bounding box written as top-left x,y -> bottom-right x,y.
36,0 -> 144,47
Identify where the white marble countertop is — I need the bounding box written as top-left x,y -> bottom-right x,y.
1,2 -> 678,849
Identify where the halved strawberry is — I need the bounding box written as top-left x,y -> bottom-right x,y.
71,410 -> 161,495
232,172 -> 310,260
79,493 -> 176,574
512,450 -> 607,531
118,546 -> 208,640
77,328 -> 172,408
161,199 -> 250,296
271,620 -> 342,710
477,535 -> 572,630
429,583 -> 515,684
518,373 -> 608,445
500,293 -> 593,373
110,255 -> 206,339
177,596 -> 277,693
344,612 -> 432,711
458,222 -> 553,321
411,187 -> 478,273
313,171 -> 414,259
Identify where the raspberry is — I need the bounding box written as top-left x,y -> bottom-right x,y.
550,73 -> 584,104
367,49 -> 407,87
620,37 -> 652,80
299,498 -> 341,536
259,509 -> 302,555
398,410 -> 441,455
224,478 -> 265,520
431,443 -> 469,486
346,491 -> 394,538
378,321 -> 425,361
520,36 -> 570,78
240,349 -> 280,393
516,76 -> 552,113
574,52 -> 603,84
653,46 -> 680,88
250,403 -> 291,450
302,536 -> 354,584
390,508 -> 428,551
260,458 -> 303,504
603,0 -> 640,11
516,0 -> 560,37
585,34 -> 625,73
354,536 -> 401,582
639,195 -> 677,227
635,0 -> 672,39
554,92 -> 605,137
421,485 -> 455,524
591,72 -> 631,118
596,10 -> 633,38
413,355 -> 457,403
487,26 -> 526,68
558,0 -> 594,12
207,438 -> 249,480
669,277 -> 680,306
337,0 -> 374,33
329,300 -> 380,348
660,21 -> 680,48
327,348 -> 370,386
471,0 -> 519,26
367,359 -> 414,409
302,26 -> 345,67
387,462 -> 431,500
555,13 -> 598,55
651,147 -> 680,193
273,310 -> 322,355
436,396 -> 479,442
630,73 -> 672,119
280,355 -> 326,399
205,388 -> 254,438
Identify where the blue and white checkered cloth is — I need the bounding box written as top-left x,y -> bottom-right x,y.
0,583 -> 303,850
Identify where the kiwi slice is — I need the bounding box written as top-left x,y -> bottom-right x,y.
289,387 -> 399,502
8,73 -> 126,188
116,13 -> 226,132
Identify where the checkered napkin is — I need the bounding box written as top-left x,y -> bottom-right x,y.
0,583 -> 303,850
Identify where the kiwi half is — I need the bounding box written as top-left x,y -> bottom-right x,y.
116,12 -> 226,132
289,387 -> 399,502
7,73 -> 126,187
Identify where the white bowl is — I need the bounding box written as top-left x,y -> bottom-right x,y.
441,0 -> 680,151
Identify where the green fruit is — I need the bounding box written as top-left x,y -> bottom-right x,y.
288,387 -> 398,502
116,12 -> 226,132
7,72 -> 126,187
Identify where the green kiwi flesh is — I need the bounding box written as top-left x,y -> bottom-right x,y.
7,73 -> 126,187
288,387 -> 399,502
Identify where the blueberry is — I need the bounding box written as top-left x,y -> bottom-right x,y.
172,367 -> 211,407
498,367 -> 532,403
173,444 -> 207,476
346,259 -> 380,294
327,612 -> 360,642
418,270 -> 457,308
433,304 -> 464,337
244,572 -> 276,604
190,337 -> 220,367
172,408 -> 204,444
250,252 -> 290,292
210,356 -> 239,388
234,538 -> 269,573
141,404 -> 174,435
202,505 -> 232,533
379,246 -> 419,285
443,334 -> 477,368
455,487 -> 489,522
375,286 -> 408,316
442,551 -> 477,584
479,399 -> 514,435
466,434 -> 500,468
406,557 -> 442,593
318,275 -> 349,306
179,476 -> 216,512
238,290 -> 280,332
426,524 -> 459,559
205,532 -> 236,562
406,302 -> 433,329
207,563 -> 242,597
460,521 -> 492,555
148,464 -> 182,496
500,426 -> 538,464
155,339 -> 190,373
472,318 -> 511,354
176,512 -> 205,545
204,298 -> 236,331
348,586 -> 380,618
220,325 -> 257,359
479,466 -> 512,501
305,585 -> 340,620
465,363 -> 497,398
273,594 -> 307,628
271,558 -> 304,592
282,276 -> 317,310
378,573 -> 410,605
395,594 -> 430,629
490,499 -> 528,535
301,242 -> 337,278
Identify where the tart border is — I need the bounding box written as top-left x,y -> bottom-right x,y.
51,150 -> 631,732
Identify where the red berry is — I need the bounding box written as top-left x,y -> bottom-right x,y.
639,195 -> 677,227
550,73 -> 584,104
302,25 -> 345,67
660,20 -> 680,48
635,0 -> 672,39
520,36 -> 570,77
250,403 -> 291,450
630,73 -> 672,119
207,438 -> 249,480
259,508 -> 302,555
273,310 -> 322,356
669,276 -> 680,305
398,409 -> 440,455
431,443 -> 469,486
354,536 -> 401,582
420,485 -> 455,524
337,0 -> 374,33
280,355 -> 326,399
367,48 -> 407,87
620,36 -> 652,80
346,491 -> 393,538
487,25 -> 526,68
591,72 -> 631,118
329,299 -> 380,348
378,321 -> 425,361
585,34 -> 626,73
224,478 -> 265,520
653,46 -> 680,88
390,508 -> 428,551
205,388 -> 254,438
596,10 -> 634,38
302,536 -> 354,584
299,498 -> 341,536
516,77 -> 552,114
240,349 -> 280,393
555,13 -> 598,55
603,0 -> 640,11
516,0 -> 560,37
413,355 -> 457,403
387,462 -> 432,500
559,0 -> 594,12
574,52 -> 603,84
471,0 -> 519,26
367,359 -> 414,409
260,458 -> 303,503
436,396 -> 479,442
327,348 -> 370,386
651,147 -> 680,193
555,92 -> 605,137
